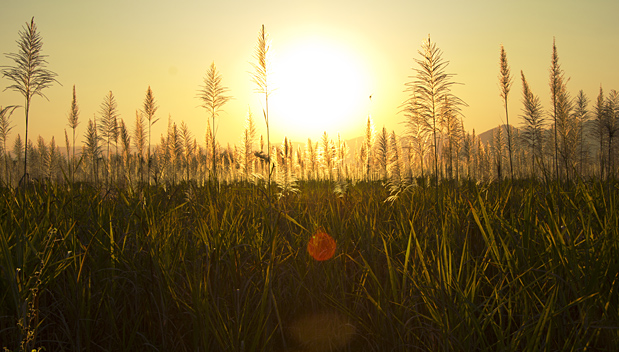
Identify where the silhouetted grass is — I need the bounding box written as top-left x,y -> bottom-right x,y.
0,180 -> 618,351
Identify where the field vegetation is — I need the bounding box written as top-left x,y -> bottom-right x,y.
1,19 -> 618,351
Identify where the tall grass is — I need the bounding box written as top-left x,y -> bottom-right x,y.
0,179 -> 617,351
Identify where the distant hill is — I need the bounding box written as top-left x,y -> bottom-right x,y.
478,124 -> 520,146
478,121 -> 599,149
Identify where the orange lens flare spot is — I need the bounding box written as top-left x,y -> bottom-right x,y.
308,231 -> 336,261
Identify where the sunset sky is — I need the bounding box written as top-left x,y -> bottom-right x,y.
1,0 -> 618,150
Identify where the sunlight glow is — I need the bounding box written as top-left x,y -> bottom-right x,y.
270,37 -> 372,140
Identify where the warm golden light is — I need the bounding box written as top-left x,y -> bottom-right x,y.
270,37 -> 372,140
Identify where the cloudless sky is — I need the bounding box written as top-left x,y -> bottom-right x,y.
1,0 -> 618,150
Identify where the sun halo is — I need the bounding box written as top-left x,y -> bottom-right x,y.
269,38 -> 372,141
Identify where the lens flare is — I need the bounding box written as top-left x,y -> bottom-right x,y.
307,230 -> 336,261
288,311 -> 355,351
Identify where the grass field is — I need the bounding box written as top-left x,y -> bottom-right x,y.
1,179 -> 618,351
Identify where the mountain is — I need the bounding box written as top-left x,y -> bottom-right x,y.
477,121 -> 599,150
477,124 -> 520,146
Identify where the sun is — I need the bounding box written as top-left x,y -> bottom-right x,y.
270,37 -> 373,141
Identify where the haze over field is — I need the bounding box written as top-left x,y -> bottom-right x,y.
1,0 -> 618,147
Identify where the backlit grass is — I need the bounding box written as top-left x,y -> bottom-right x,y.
0,179 -> 618,351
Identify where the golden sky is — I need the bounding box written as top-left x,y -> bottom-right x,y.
1,0 -> 618,149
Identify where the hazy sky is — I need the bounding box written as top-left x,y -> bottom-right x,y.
1,0 -> 618,149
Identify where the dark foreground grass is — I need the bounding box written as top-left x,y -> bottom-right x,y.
0,179 -> 618,351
